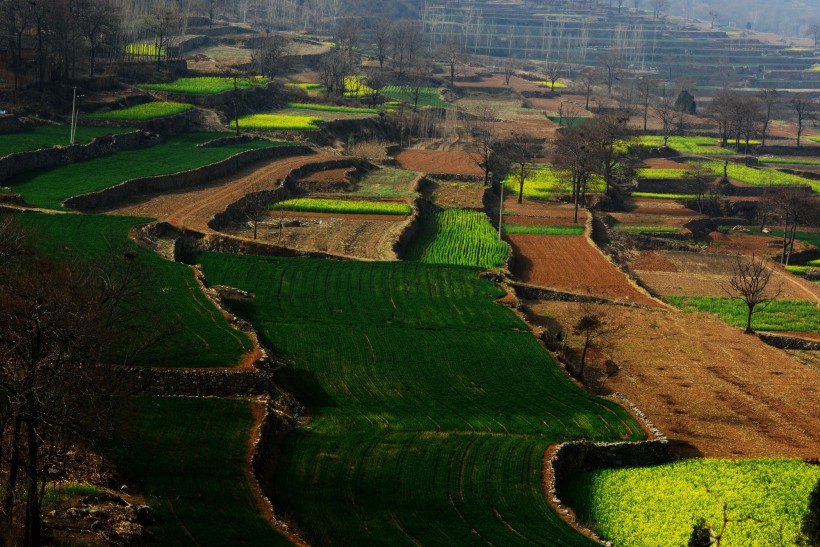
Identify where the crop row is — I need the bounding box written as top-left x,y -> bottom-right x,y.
198,253 -> 644,544
124,43 -> 163,57
7,133 -> 289,209
560,458 -> 820,546
405,208 -> 509,269
83,101 -> 193,121
139,76 -> 267,95
285,102 -> 378,114
668,296 -> 818,332
270,198 -> 412,216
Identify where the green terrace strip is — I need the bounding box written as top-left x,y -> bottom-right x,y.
124,43 -> 163,57
139,76 -> 267,95
285,82 -> 322,91
112,398 -> 290,545
7,132 -> 288,209
503,224 -> 586,235
759,157 -> 820,166
405,208 -> 509,269
614,225 -> 682,233
560,458 -> 820,547
43,483 -> 107,507
809,136 -> 820,143
636,168 -> 691,179
636,135 -> 734,155
693,160 -> 820,192
232,114 -> 321,130
668,296 -> 819,332
19,214 -> 252,367
786,264 -> 819,276
198,254 -> 644,544
380,85 -> 451,108
765,229 -> 820,249
0,125 -> 131,157
502,166 -> 560,199
270,198 -> 412,216
632,192 -> 698,200
83,102 -> 193,121
285,102 -> 378,114
535,81 -> 568,89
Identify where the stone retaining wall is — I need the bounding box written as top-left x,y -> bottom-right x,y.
511,282 -> 645,308
64,145 -> 313,211
0,130 -> 159,185
0,115 -> 26,133
120,367 -> 280,397
758,333 -> 820,351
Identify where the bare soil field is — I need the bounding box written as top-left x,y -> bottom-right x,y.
507,233 -> 663,307
643,158 -> 693,169
528,300 -> 820,458
395,149 -> 483,176
100,153 -> 340,232
222,212 -> 407,260
502,198 -> 588,225
427,179 -> 486,209
608,198 -> 703,227
299,167 -> 352,184
632,250 -> 820,302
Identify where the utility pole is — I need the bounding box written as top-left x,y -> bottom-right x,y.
70,87 -> 83,145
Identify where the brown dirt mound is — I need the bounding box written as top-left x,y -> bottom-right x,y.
529,300 -> 820,458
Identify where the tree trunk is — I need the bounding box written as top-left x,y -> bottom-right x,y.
745,303 -> 754,334
23,419 -> 40,547
3,418 -> 22,522
781,218 -> 789,264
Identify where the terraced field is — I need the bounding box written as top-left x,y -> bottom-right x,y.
199,254 -> 646,545
0,125 -> 131,157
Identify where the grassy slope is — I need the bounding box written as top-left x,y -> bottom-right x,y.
200,254 -> 645,545
560,459 -> 820,546
0,125 -> 131,157
405,208 -> 509,269
18,213 -> 251,367
668,296 -> 819,332
112,398 -> 290,546
6,133 -> 287,209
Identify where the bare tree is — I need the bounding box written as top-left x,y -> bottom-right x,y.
252,30 -> 292,80
652,95 -> 680,147
708,10 -> 720,28
373,18 -> 392,70
502,59 -> 515,86
649,0 -> 669,19
144,5 -> 183,70
578,69 -> 598,110
504,131 -> 543,204
806,23 -> 820,50
598,49 -> 624,96
242,183 -> 276,240
586,113 -> 632,198
468,106 -> 500,187
543,60 -> 563,91
683,165 -> 718,214
725,254 -> 781,334
553,124 -> 600,223
571,302 -> 621,380
438,36 -> 465,87
637,75 -> 657,131
76,0 -> 119,76
335,16 -> 360,64
757,89 -> 779,147
790,94 -> 816,147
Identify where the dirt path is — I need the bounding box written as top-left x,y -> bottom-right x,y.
530,301 -> 820,458
101,153 -> 340,232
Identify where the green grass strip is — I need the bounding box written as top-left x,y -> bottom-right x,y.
139,76 -> 267,95
668,295 -> 818,332
636,135 -> 734,155
83,101 -> 193,120
503,224 -> 585,235
285,102 -> 377,114
693,160 -> 820,192
560,458 -> 820,547
232,114 -> 321,130
124,43 -> 163,57
405,208 -> 509,268
18,213 -> 252,367
765,229 -> 820,249
632,192 -> 697,200
0,125 -> 132,157
759,157 -> 820,166
271,198 -> 411,216
380,85 -> 451,108
636,168 -> 691,179
6,133 -> 288,209
111,398 -> 290,545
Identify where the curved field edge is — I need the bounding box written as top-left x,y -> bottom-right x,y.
17,213 -> 252,367
559,458 -> 820,546
110,397 -> 290,546
5,133 -> 287,209
199,253 -> 645,544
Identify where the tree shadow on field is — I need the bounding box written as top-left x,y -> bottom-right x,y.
668,439 -> 704,459
280,368 -> 337,410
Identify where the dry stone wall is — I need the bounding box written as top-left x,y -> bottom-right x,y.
0,130 -> 159,185
63,144 -> 312,211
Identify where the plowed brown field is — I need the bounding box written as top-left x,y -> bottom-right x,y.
101,153 -> 340,232
529,300 -> 820,458
508,234 -> 663,307
395,150 -> 483,176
